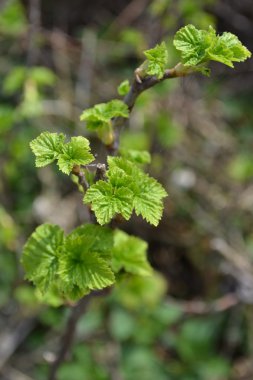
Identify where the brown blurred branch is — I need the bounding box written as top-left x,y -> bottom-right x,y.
167,293 -> 240,315
48,296 -> 90,380
27,0 -> 41,66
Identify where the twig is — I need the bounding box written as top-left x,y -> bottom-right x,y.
109,64 -> 188,154
167,293 -> 240,315
27,0 -> 41,66
72,165 -> 89,192
0,317 -> 36,370
107,0 -> 150,32
48,296 -> 90,380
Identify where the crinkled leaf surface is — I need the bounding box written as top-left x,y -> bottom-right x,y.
30,132 -> 65,167
133,173 -> 168,226
85,157 -> 167,226
80,99 -> 129,130
59,235 -> 115,291
57,136 -> 94,174
21,224 -> 64,292
144,41 -> 168,79
173,24 -> 251,69
109,157 -> 167,226
84,180 -> 134,225
68,224 -> 114,260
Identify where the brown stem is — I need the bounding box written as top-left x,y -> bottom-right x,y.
109,65 -> 186,155
72,165 -> 89,191
167,292 -> 240,315
27,0 -> 41,66
48,296 -> 90,380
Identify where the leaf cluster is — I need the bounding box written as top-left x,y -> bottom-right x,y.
144,41 -> 168,79
22,223 -> 151,303
84,157 -> 167,226
173,24 -> 251,74
30,132 -> 94,174
80,99 -> 129,130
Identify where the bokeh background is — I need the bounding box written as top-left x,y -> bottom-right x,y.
1,0 -> 253,379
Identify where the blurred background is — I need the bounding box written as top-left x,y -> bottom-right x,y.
0,0 -> 253,379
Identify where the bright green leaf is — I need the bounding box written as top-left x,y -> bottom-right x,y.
117,79 -> 131,96
30,132 -> 65,167
108,157 -> 167,226
173,24 -> 251,70
68,224 -> 114,260
84,180 -> 134,225
144,41 -> 168,79
120,149 -> 151,164
112,230 -> 152,276
58,235 -> 115,291
21,224 -> 64,293
133,173 -> 167,226
80,99 -> 129,130
57,136 -> 94,174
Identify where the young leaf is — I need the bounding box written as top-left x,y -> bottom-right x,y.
144,41 -> 168,79
133,173 -> 168,226
108,157 -> 167,226
30,132 -> 65,167
112,230 -> 152,276
207,32 -> 251,67
57,136 -> 94,174
173,24 -> 211,66
21,224 -> 64,293
173,24 -> 251,70
68,224 -> 114,260
80,99 -> 129,130
120,148 -> 151,164
58,235 -> 115,291
84,180 -> 134,225
117,79 -> 130,96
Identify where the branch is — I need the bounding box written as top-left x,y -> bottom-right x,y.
27,0 -> 41,66
109,63 -> 188,154
167,292 -> 240,315
48,296 -> 90,380
72,165 -> 89,192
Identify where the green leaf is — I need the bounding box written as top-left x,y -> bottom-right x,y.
108,157 -> 167,226
133,173 -> 167,226
3,66 -> 27,95
68,224 -> 114,260
173,24 -> 211,66
173,24 -> 251,69
21,224 -> 64,293
207,32 -> 251,67
84,180 -> 134,225
80,99 -> 129,130
117,79 -> 131,96
144,41 -> 168,79
0,0 -> 26,35
30,132 -> 65,167
84,156 -> 167,226
107,156 -> 140,177
30,67 -> 56,87
120,149 -> 151,164
57,136 -> 94,174
112,230 -> 152,276
58,235 -> 115,291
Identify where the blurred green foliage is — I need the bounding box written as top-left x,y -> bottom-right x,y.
1,0 -> 253,379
